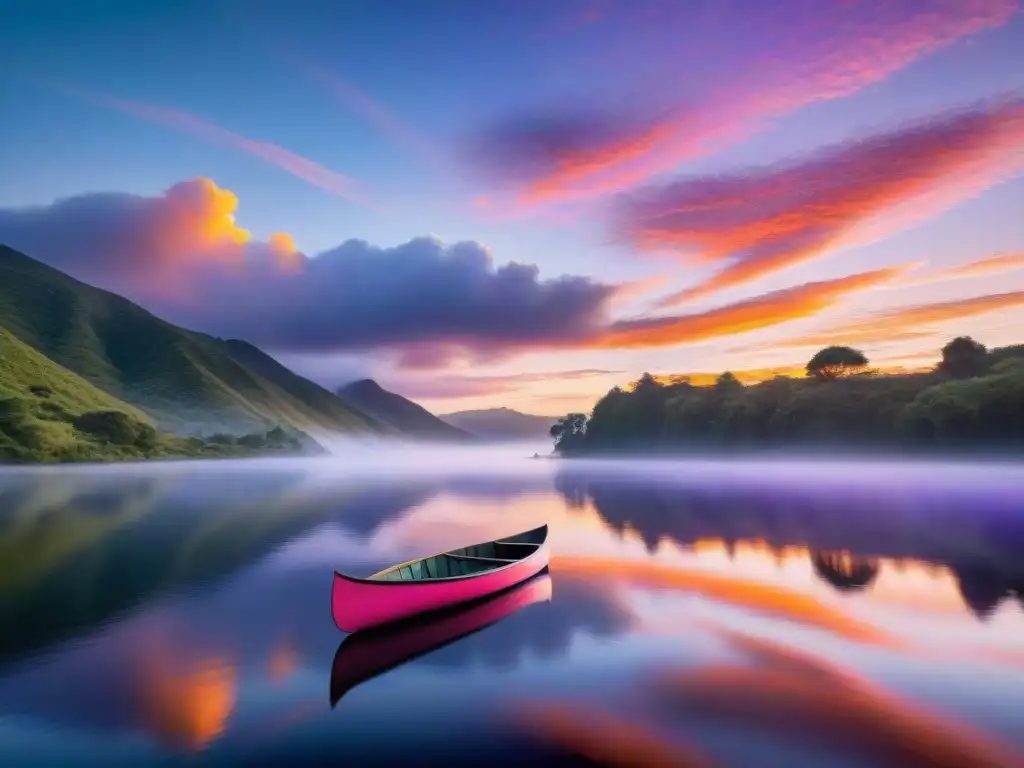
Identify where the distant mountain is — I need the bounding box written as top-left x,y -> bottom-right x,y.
440,408 -> 559,441
337,379 -> 473,442
0,245 -> 380,437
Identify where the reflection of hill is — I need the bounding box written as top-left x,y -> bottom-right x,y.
0,472 -> 442,667
555,469 -> 1024,621
0,554 -> 633,743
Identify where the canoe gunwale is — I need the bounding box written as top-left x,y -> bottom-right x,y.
333,524 -> 548,586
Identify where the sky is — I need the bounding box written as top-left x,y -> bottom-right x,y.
0,0 -> 1022,416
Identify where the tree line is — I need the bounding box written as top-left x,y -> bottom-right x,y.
550,337 -> 1024,454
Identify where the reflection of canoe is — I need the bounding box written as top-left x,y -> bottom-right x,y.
330,573 -> 553,706
332,524 -> 549,633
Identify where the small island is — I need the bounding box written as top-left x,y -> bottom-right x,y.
549,336 -> 1024,456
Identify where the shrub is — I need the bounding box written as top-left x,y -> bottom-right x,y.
73,410 -> 143,445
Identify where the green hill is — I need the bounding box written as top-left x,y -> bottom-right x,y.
337,378 -> 474,442
0,245 -> 380,437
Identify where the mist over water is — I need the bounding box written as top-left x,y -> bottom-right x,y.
1,450 -> 1022,766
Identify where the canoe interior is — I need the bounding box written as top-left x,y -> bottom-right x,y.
370,526 -> 546,583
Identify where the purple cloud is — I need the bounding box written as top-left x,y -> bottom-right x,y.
0,179 -> 615,362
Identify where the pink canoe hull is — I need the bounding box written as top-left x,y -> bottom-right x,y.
331,526 -> 550,633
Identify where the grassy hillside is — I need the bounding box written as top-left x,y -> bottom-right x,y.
0,325 -> 312,463
0,323 -> 161,462
337,379 -> 473,441
0,245 -> 379,437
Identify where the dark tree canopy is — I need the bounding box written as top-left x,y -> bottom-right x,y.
550,412 -> 588,454
938,336 -> 989,379
549,335 -> 1024,455
715,371 -> 743,393
806,346 -> 869,381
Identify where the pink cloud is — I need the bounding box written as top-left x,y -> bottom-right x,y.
92,94 -> 360,202
617,98 -> 1024,304
475,0 -> 1018,207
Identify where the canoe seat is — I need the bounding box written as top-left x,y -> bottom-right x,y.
446,553 -> 518,563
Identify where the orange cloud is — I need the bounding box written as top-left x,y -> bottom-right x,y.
512,703 -> 719,768
526,119 -> 680,203
595,266 -> 906,349
620,98 -> 1024,305
267,232 -> 304,274
774,290 -> 1024,351
550,554 -> 900,647
95,96 -> 359,201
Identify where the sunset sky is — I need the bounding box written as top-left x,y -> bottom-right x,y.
1,0 -> 1022,415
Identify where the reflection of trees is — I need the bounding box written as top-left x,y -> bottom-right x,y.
810,551 -> 880,591
950,563 -> 1019,621
555,468 -> 1024,622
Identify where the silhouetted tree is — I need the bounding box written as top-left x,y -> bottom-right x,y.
715,371 -> 743,394
938,336 -> 989,379
806,346 -> 869,381
550,413 -> 588,454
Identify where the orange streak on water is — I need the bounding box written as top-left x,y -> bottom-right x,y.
514,703 -> 720,768
550,554 -> 900,647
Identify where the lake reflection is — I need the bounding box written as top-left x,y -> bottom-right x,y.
0,455 -> 1022,766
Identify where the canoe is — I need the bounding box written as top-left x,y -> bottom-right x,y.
330,573 -> 553,706
331,524 -> 549,633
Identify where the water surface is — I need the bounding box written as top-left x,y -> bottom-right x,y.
1,450 -> 1022,766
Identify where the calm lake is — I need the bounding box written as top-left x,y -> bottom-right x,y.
1,446 -> 1023,766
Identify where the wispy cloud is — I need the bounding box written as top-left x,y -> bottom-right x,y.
104,97 -> 360,201
289,56 -> 447,173
394,369 -> 622,400
616,98 -> 1024,305
766,290 -> 1024,351
36,75 -> 365,203
474,0 -> 1019,206
596,266 -> 906,349
893,252 -> 1024,287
